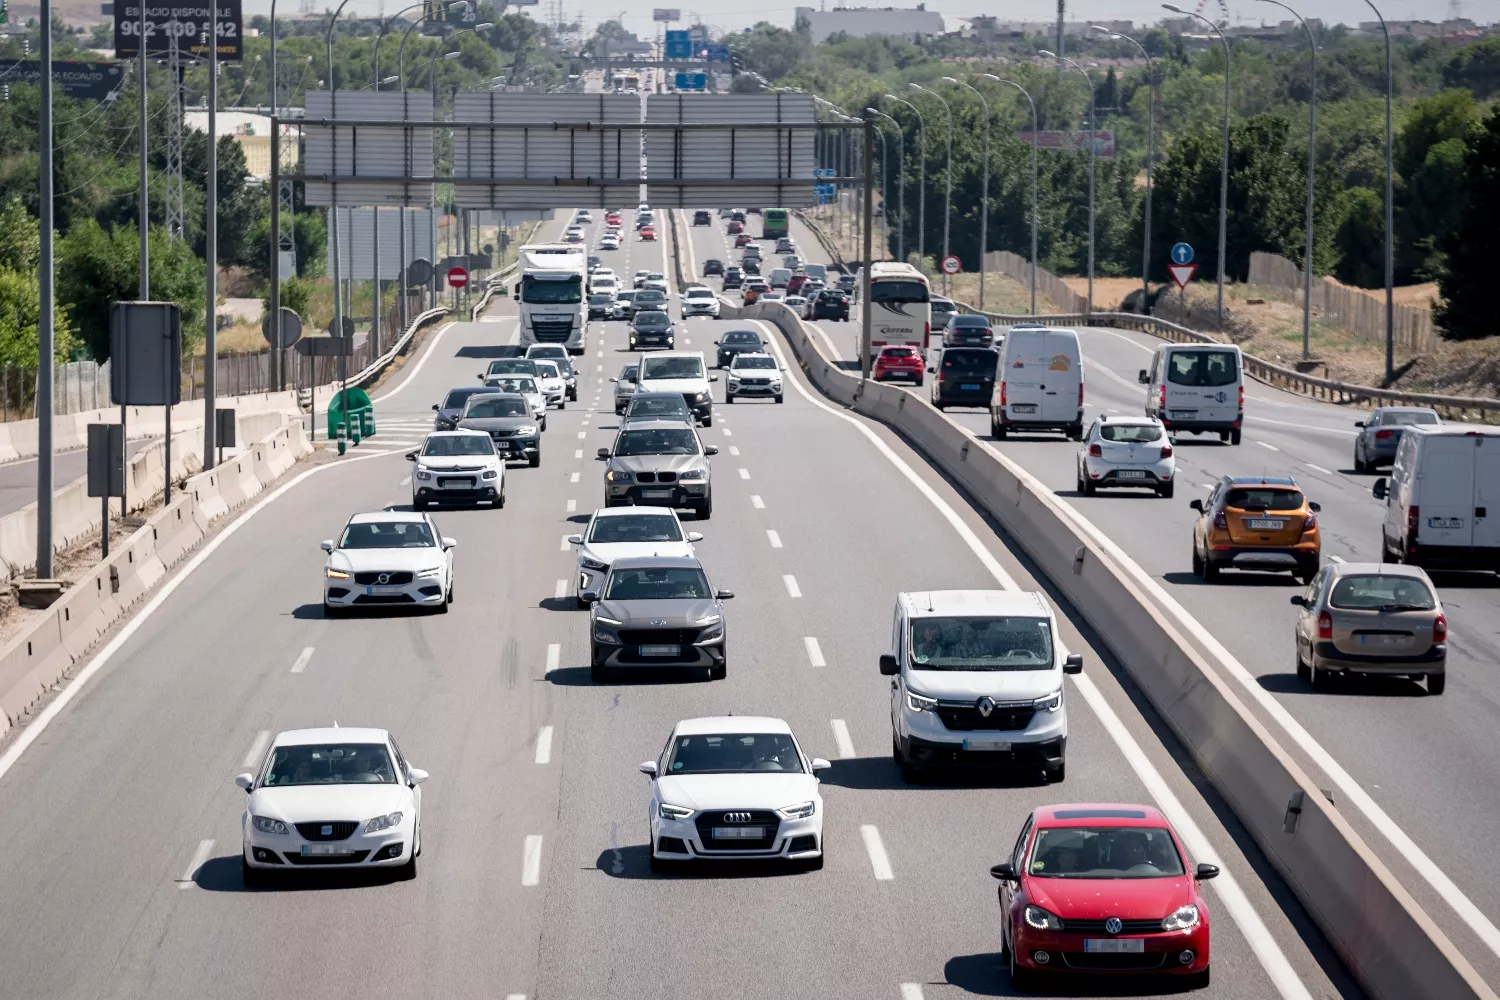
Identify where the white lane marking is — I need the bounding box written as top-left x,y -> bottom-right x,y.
804,636 -> 825,667
567,499 -> 577,512
596,364 -> 603,372
1071,672 -> 1312,999
242,730 -> 271,770
1330,554 -> 1346,563
506,995 -> 527,1000
830,719 -> 856,758
1199,482 -> 1217,490
722,428 -> 733,436
860,825 -> 894,881
535,726 -> 554,765
1306,463 -> 1332,474
560,535 -> 572,551
574,449 -> 583,459
683,337 -> 691,345
738,468 -> 750,480
570,472 -> 580,483
900,986 -> 925,1000
0,446 -> 405,786
596,350 -> 603,357
783,574 -> 801,598
479,315 -> 504,322
289,646 -> 315,674
577,431 -> 586,440
521,835 -> 544,886
399,475 -> 411,486
1257,440 -> 1280,452
767,530 -> 783,549
751,494 -> 765,509
546,644 -> 560,674
179,839 -> 215,888
370,322 -> 461,402
555,579 -> 568,599
729,445 -> 740,456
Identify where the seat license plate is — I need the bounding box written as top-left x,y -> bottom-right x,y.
963,739 -> 1011,751
301,844 -> 355,857
640,644 -> 680,657
1085,939 -> 1144,954
641,489 -> 673,498
1428,517 -> 1464,529
711,826 -> 766,839
1116,470 -> 1147,479
1010,404 -> 1037,414
1248,519 -> 1284,530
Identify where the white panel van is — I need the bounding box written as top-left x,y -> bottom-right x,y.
990,326 -> 1084,439
1140,343 -> 1244,444
1375,425 -> 1500,571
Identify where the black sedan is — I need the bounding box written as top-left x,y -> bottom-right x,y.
629,310 -> 676,351
723,267 -> 744,290
812,290 -> 850,321
714,329 -> 764,368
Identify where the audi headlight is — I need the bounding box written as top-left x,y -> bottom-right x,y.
777,800 -> 816,820
252,815 -> 289,835
905,689 -> 938,713
1033,688 -> 1063,713
325,567 -> 350,579
659,803 -> 694,820
413,469 -> 433,481
594,626 -> 621,643
1161,904 -> 1200,931
482,469 -> 499,480
678,468 -> 707,482
1024,905 -> 1064,931
417,566 -> 444,578
363,811 -> 404,834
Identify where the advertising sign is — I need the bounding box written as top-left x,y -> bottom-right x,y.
114,0 -> 243,60
1015,130 -> 1116,159
651,8 -> 680,20
0,60 -> 125,101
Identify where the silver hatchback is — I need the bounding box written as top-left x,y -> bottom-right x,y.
1290,562 -> 1446,694
612,363 -> 640,414
1353,406 -> 1439,473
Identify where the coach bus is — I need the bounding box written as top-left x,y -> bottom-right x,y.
761,208 -> 790,241
858,261 -> 932,357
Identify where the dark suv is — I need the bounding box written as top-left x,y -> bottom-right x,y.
693,210 -> 712,226
703,258 -> 724,276
714,329 -> 765,368
722,266 -> 744,289
931,347 -> 999,410
812,289 -> 850,321
943,314 -> 995,348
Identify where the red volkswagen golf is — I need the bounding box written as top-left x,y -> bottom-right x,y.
990,804 -> 1217,990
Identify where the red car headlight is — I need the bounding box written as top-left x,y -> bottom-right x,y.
1161,903 -> 1200,931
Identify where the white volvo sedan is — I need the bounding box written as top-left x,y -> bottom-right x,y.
236,727 -> 429,885
322,512 -> 455,616
640,716 -> 830,872
566,506 -> 702,608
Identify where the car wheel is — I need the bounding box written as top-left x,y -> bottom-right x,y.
914,375 -> 924,387
934,400 -> 944,410
397,852 -> 418,881
1308,661 -> 1326,689
496,487 -> 506,509
1296,650 -> 1311,685
649,853 -> 675,874
710,657 -> 726,680
529,452 -> 541,468
324,602 -> 344,619
1067,422 -> 1084,441
696,494 -> 713,520
701,415 -> 713,428
726,393 -> 736,403
558,400 -> 566,410
540,417 -> 548,431
1297,567 -> 1317,586
1230,428 -> 1243,445
1353,449 -> 1366,474
242,856 -> 268,889
413,498 -> 429,511
568,387 -> 578,401
1082,477 -> 1096,497
991,419 -> 1007,440
1009,944 -> 1036,992
1428,673 -> 1446,695
590,662 -> 611,683
1045,761 -> 1065,783
800,852 -> 825,872
775,394 -> 784,404
1202,557 -> 1220,582
435,593 -> 449,614
1157,482 -> 1175,499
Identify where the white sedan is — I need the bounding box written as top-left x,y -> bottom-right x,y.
599,234 -> 621,250
567,506 -> 702,607
640,716 -> 829,872
407,430 -> 505,508
681,286 -> 720,318
322,511 -> 455,616
237,726 -> 428,885
532,360 -> 568,409
1076,414 -> 1176,498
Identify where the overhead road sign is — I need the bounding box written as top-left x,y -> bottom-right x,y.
0,60 -> 125,101
644,93 -> 819,208
665,30 -> 692,60
703,44 -> 729,62
673,71 -> 706,91
940,255 -> 961,275
1171,242 -> 1194,265
652,8 -> 680,20
302,91 -> 435,207
113,0 -> 244,60
423,0 -> 479,21
1169,263 -> 1198,290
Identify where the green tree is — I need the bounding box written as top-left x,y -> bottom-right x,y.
1443,36 -> 1500,98
1396,90 -> 1479,283
1435,105 -> 1500,340
1333,186 -> 1385,287
0,199 -> 78,368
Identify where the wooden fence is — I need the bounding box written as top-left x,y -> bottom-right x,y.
1246,252 -> 1435,353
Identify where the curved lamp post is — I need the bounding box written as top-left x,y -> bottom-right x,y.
884,94 -> 926,267
867,107 -> 904,264
981,73 -> 1039,315
909,82 -> 952,291
1040,49 -> 1095,315
943,75 -> 990,309
1093,25 -> 1156,313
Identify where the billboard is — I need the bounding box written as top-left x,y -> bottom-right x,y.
0,60 -> 125,101
113,0 -> 244,60
652,8 -> 680,21
1015,130 -> 1116,158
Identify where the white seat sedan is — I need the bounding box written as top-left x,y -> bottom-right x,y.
681,286 -> 720,318
599,234 -> 621,250
532,359 -> 568,409
567,505 -> 702,608
237,727 -> 428,885
406,430 -> 505,508
1076,414 -> 1176,498
322,511 -> 455,616
641,716 -> 829,872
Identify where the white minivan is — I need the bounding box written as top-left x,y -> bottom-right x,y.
990,326 -> 1084,439
1374,425 -> 1500,571
880,590 -> 1083,783
1139,343 -> 1244,444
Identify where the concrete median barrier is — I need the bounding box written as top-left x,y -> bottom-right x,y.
756,303 -> 1499,1000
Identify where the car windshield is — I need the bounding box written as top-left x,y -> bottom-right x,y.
628,397 -> 690,418
687,289 -> 713,299
941,350 -> 997,374
590,514 -> 683,543
616,291 -> 637,302
635,311 -> 670,326
932,300 -> 956,314
733,357 -> 777,370
1166,349 -> 1238,387
589,294 -> 614,304
1100,423 -> 1163,443
615,428 -> 699,456
487,377 -> 536,394
422,435 -> 495,456
487,360 -> 539,376
665,732 -> 804,774
1378,410 -> 1440,427
641,357 -> 703,380
1329,575 -> 1437,611
882,348 -> 916,359
636,292 -> 666,304
908,616 -> 1053,671
264,743 -> 398,785
339,520 -> 436,549
1223,488 -> 1303,511
442,387 -> 490,409
465,397 -> 529,418
604,566 -> 710,600
1029,827 -> 1185,879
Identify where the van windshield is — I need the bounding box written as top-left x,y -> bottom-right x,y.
641,357 -> 703,380
909,616 -> 1053,671
1166,349 -> 1238,387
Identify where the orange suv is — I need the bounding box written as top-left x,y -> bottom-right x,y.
1190,475 -> 1321,584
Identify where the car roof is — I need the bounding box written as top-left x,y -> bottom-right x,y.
619,417 -> 695,431
348,510 -> 428,524
900,589 -> 1050,618
593,504 -> 677,519
273,726 -> 390,747
1096,414 -> 1159,425
610,554 -> 704,571
1226,475 -> 1299,486
731,352 -> 775,362
1031,803 -> 1168,827
1324,561 -> 1434,582
630,391 -> 691,402
675,715 -> 792,736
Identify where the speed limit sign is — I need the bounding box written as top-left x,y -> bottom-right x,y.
940,255 -> 961,275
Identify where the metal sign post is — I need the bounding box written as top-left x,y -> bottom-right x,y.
87,423 -> 126,559
110,301 -> 182,503
860,118 -> 875,381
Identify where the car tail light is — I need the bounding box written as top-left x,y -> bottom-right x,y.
1433,614 -> 1447,643
1159,385 -> 1166,412
1375,429 -> 1394,439
1160,443 -> 1174,459
1407,504 -> 1419,541
1303,512 -> 1317,532
924,322 -> 932,348
999,381 -> 1007,407
1317,611 -> 1333,640
1213,510 -> 1227,531
1238,385 -> 1244,411
1088,443 -> 1102,457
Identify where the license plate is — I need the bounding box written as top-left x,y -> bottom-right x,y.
711,826 -> 766,839
960,383 -> 981,391
1248,519 -> 1284,530
301,844 -> 355,857
641,489 -> 673,498
439,478 -> 474,488
365,586 -> 404,596
1117,470 -> 1147,479
1358,634 -> 1411,647
1170,410 -> 1198,418
1010,404 -> 1037,414
963,739 -> 1011,751
1428,517 -> 1464,529
495,441 -> 514,450
1085,939 -> 1145,954
639,644 -> 680,657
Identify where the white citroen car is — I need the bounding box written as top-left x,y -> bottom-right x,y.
640,716 -> 829,872
566,505 -> 702,608
321,511 -> 455,616
407,430 -> 505,508
532,359 -> 568,409
237,726 -> 428,885
1076,414 -> 1176,498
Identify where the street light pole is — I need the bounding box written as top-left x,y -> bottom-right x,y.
982,74 -> 1039,315
909,83 -> 952,293
868,108 -> 904,264
1041,50 -> 1095,316
943,76 -> 989,309
38,0 -> 56,577
1261,0 -> 1318,360
1364,0 -> 1394,383
203,3 -> 219,467
884,95 -> 925,268
1094,26 -> 1156,313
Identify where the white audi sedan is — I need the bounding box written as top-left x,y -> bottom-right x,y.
1076,414 -> 1176,499
640,716 -> 829,872
237,727 -> 428,885
567,505 -> 702,608
322,511 -> 455,616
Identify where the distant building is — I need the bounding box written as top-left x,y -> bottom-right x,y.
183,112 -> 299,182
956,18 -> 1132,41
599,33 -> 654,59
793,5 -> 946,44
1360,18 -> 1479,38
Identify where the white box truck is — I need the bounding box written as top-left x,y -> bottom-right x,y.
514,243 -> 588,355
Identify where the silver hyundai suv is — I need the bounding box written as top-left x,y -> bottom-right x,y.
584,555 -> 733,682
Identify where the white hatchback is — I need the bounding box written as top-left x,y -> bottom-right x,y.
567,505 -> 702,606
1076,414 -> 1176,498
641,716 -> 829,872
321,512 -> 455,616
532,360 -> 568,409
408,430 -> 505,508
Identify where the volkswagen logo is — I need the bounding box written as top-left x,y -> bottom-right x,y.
376,573 -> 391,585
649,619 -> 668,626
320,824 -> 333,837
1104,916 -> 1123,935
723,812 -> 753,823
977,696 -> 996,718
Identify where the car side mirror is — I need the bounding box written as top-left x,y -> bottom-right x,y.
1189,499 -> 1204,512
581,590 -> 599,604
1137,370 -> 1149,384
686,531 -> 704,542
610,377 -> 619,382
597,447 -> 611,459
1195,863 -> 1220,881
1309,501 -> 1321,512
1063,653 -> 1083,675
1372,478 -> 1388,500
709,374 -> 719,382
716,589 -> 735,600
878,653 -> 900,676
1289,595 -> 1307,607
713,340 -> 720,346
639,761 -> 658,776
810,758 -> 831,773
234,773 -> 254,792
320,539 -> 335,553
442,537 -> 457,550
478,373 -> 486,381
990,862 -> 1017,881
1355,420 -> 1366,428
704,445 -> 719,456
405,451 -> 418,462
566,534 -> 583,545
407,767 -> 430,786
431,403 -> 439,410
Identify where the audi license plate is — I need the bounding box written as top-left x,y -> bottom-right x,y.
963,739 -> 1011,751
1248,519 -> 1285,530
1428,517 -> 1464,529
641,489 -> 673,499
1085,939 -> 1144,954
1116,470 -> 1147,479
1010,404 -> 1037,414
301,844 -> 355,857
639,644 -> 680,657
711,826 -> 766,839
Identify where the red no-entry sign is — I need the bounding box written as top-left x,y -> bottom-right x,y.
447,266 -> 470,288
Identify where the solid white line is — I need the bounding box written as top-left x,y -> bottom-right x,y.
860,825 -> 894,881
1257,440 -> 1280,451
803,636 -> 825,667
289,646 -> 314,674
570,471 -> 580,483
900,985 -> 924,1000
559,535 -> 571,551
1330,554 -> 1346,563
783,575 -> 801,598
1306,463 -> 1333,474
242,730 -> 271,770
738,468 -> 750,480
546,643 -> 560,674
830,719 -> 856,759
555,579 -> 568,599
521,834 -> 544,886
535,726 -> 554,765
574,449 -> 583,459
767,530 -> 783,549
750,494 -> 765,509
567,498 -> 577,512
370,322 -> 459,402
179,839 -> 215,889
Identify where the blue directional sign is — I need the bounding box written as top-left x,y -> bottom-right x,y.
703,43 -> 730,62
813,168 -> 837,179
665,30 -> 692,60
1170,242 -> 1195,265
813,182 -> 837,203
674,71 -> 707,91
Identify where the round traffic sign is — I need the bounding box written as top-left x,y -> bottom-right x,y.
261,306 -> 303,349
447,266 -> 470,288
407,258 -> 434,286
940,254 -> 961,275
1170,242 -> 1195,265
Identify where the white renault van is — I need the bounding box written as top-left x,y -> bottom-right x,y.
879,590 -> 1083,783
1374,425 -> 1500,571
990,326 -> 1084,439
1139,343 -> 1244,444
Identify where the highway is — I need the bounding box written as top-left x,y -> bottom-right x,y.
0,207 -> 1367,999
773,209 -> 1500,986
0,437 -> 152,518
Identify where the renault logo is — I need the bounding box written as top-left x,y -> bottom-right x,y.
321,824 -> 333,837
377,573 -> 391,585
1104,916 -> 1123,935
723,812 -> 753,823
977,696 -> 996,718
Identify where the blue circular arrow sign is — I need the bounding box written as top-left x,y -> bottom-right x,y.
1171,242 -> 1195,265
